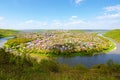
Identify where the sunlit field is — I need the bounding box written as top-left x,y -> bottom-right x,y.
104,29 -> 120,43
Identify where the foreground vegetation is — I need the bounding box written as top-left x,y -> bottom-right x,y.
5,30 -> 114,56
0,48 -> 120,80
104,29 -> 120,43
0,29 -> 18,38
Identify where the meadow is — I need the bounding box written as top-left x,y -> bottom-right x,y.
0,29 -> 18,38
104,29 -> 120,43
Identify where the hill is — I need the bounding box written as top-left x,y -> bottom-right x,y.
0,29 -> 19,38
104,29 -> 120,43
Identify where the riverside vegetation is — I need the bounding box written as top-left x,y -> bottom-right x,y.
0,48 -> 120,80
0,29 -> 18,38
4,30 -> 114,56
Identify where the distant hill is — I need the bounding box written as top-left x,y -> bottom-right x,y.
104,29 -> 120,43
0,29 -> 19,38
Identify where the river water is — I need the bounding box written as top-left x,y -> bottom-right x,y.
0,31 -> 120,67
56,45 -> 120,67
56,35 -> 120,67
0,37 -> 14,48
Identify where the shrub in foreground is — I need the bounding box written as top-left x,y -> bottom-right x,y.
0,48 -> 119,80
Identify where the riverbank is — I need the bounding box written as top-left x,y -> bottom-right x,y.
4,30 -> 115,57
56,34 -> 120,67
104,29 -> 120,43
0,48 -> 120,80
0,29 -> 18,38
97,33 -> 116,53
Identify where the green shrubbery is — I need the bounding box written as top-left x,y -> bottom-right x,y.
0,48 -> 119,80
0,29 -> 18,38
4,38 -> 32,48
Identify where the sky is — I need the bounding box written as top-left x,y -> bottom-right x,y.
0,0 -> 120,30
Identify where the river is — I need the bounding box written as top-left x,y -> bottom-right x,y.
56,36 -> 120,67
0,37 -> 14,48
0,35 -> 120,68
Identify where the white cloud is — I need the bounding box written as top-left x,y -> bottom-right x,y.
52,20 -> 63,27
71,16 -> 78,19
97,4 -> 120,19
104,5 -> 120,12
25,20 -> 34,24
0,17 -> 4,20
97,13 -> 120,19
0,14 -> 120,29
95,5 -> 120,29
70,16 -> 78,20
75,0 -> 83,5
18,20 -> 48,29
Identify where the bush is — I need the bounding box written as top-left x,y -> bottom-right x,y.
73,64 -> 88,72
40,59 -> 60,73
0,48 -> 119,80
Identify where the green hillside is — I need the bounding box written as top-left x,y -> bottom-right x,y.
104,29 -> 120,43
0,29 -> 19,38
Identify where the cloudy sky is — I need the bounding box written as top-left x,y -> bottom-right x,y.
0,0 -> 120,29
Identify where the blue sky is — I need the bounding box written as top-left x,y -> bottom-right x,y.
0,0 -> 120,29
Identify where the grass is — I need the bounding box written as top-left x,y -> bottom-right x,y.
5,38 -> 32,48
0,48 -> 120,80
104,29 -> 120,43
0,29 -> 19,38
100,37 -> 116,53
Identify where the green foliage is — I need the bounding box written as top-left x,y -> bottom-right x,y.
0,48 -> 120,80
0,72 -> 7,80
4,38 -> 32,48
0,29 -> 18,38
39,59 -> 60,72
104,29 -> 120,43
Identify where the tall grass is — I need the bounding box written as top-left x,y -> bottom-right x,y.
0,48 -> 120,80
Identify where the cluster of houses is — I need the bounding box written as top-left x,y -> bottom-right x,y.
25,31 -> 111,54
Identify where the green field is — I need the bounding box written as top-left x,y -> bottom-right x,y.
0,29 -> 19,38
104,29 -> 120,43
